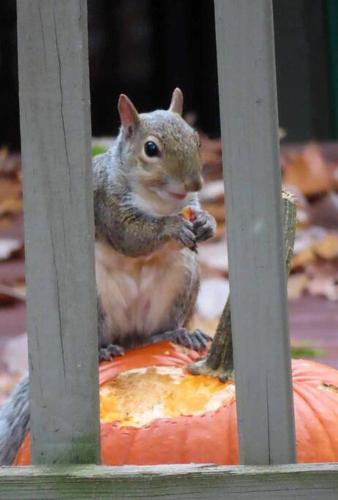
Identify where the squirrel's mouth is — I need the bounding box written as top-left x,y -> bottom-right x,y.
152,186 -> 188,203
166,190 -> 187,200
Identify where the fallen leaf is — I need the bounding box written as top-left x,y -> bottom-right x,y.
200,135 -> 222,168
0,197 -> 22,217
2,333 -> 28,376
333,165 -> 338,191
306,276 -> 338,301
0,284 -> 26,305
0,239 -> 23,261
0,177 -> 22,216
312,233 -> 338,260
0,148 -> 21,178
214,222 -> 225,241
307,192 -> 338,229
287,273 -> 309,300
282,144 -> 333,196
291,226 -> 334,270
291,247 -> 315,270
306,260 -> 338,279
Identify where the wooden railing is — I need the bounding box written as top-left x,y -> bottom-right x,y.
1,0 -> 337,498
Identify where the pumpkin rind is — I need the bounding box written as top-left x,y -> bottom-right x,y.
14,342 -> 338,465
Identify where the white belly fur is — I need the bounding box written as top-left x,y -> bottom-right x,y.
95,240 -> 197,343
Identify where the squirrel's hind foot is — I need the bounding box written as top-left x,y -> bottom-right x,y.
99,344 -> 125,361
147,328 -> 211,351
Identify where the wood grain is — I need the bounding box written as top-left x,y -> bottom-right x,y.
17,0 -> 99,464
214,0 -> 295,464
1,463 -> 338,499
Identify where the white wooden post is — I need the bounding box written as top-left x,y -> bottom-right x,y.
214,0 -> 295,464
17,0 -> 100,464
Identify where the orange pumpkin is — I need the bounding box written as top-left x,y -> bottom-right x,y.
14,341 -> 338,465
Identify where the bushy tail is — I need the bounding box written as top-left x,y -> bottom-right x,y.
0,375 -> 30,465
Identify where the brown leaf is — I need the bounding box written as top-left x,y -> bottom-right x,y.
214,222 -> 225,241
307,192 -> 338,229
287,273 -> 309,300
282,144 -> 333,196
0,197 -> 22,217
0,177 -> 22,216
312,233 -> 338,260
291,247 -> 315,270
0,148 -> 21,178
305,259 -> 338,279
333,165 -> 338,191
0,239 -> 23,261
0,284 -> 26,306
306,276 -> 338,301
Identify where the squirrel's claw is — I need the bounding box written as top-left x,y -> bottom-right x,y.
99,344 -> 125,361
193,211 -> 217,242
186,329 -> 212,351
147,328 -> 211,352
177,219 -> 197,250
171,328 -> 211,351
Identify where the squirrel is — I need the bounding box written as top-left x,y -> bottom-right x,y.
0,88 -> 216,464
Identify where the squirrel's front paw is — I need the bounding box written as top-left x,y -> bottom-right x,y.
168,216 -> 197,250
193,211 -> 216,242
148,328 -> 211,351
99,344 -> 125,361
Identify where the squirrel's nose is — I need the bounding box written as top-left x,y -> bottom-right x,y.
184,177 -> 203,193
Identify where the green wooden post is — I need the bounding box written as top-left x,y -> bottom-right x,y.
17,0 -> 100,464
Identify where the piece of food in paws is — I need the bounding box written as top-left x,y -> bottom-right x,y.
181,206 -> 197,222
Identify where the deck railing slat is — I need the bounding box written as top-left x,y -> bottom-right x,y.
214,0 -> 296,464
17,0 -> 100,464
1,464 -> 338,499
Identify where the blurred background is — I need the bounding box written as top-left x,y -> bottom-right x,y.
0,1 -> 337,402
2,0 -> 338,147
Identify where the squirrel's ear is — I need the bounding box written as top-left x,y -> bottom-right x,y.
118,94 -> 139,138
168,88 -> 183,115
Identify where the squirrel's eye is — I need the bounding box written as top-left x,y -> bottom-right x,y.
144,141 -> 159,158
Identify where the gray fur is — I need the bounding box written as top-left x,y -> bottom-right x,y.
0,376 -> 29,464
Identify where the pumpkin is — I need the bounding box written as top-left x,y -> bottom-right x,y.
14,341 -> 338,465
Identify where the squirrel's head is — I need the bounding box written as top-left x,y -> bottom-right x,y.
116,88 -> 203,204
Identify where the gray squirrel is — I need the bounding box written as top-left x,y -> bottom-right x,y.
0,88 -> 216,464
